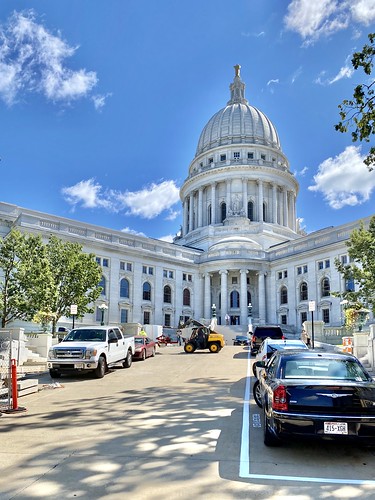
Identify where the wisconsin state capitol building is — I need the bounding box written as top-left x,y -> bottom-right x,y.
0,66 -> 372,334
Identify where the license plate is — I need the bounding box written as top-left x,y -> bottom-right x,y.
324,422 -> 348,435
74,363 -> 84,369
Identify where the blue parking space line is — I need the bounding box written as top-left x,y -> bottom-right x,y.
239,349 -> 375,485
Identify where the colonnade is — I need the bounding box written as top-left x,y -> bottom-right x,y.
182,178 -> 296,236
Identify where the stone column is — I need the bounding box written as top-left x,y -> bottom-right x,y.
242,178 -> 248,217
183,199 -> 188,236
258,272 -> 266,323
194,273 -> 204,320
211,183 -> 216,225
198,188 -> 203,228
189,192 -> 194,232
258,180 -> 264,222
283,187 -> 288,227
226,181 -> 231,214
240,269 -> 248,326
220,270 -> 228,325
204,273 -> 211,320
272,184 -> 277,224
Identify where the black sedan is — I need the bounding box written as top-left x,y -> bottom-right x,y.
233,335 -> 250,346
254,350 -> 375,447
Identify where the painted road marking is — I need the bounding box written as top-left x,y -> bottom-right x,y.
239,349 -> 375,485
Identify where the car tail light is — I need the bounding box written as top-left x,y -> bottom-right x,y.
251,334 -> 256,342
282,335 -> 285,339
272,385 -> 288,411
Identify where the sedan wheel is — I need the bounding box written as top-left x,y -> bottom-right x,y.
253,380 -> 263,408
252,363 -> 257,377
141,349 -> 146,361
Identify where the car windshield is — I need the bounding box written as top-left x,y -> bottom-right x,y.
267,341 -> 306,353
63,329 -> 106,342
281,358 -> 371,381
135,337 -> 146,345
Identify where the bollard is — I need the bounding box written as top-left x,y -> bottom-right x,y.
1,358 -> 26,414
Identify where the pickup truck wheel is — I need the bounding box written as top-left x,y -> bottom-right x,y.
49,369 -> 61,378
94,356 -> 106,378
123,350 -> 132,368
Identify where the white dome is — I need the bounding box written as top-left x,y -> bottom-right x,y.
195,65 -> 280,157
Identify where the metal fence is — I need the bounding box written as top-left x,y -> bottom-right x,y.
0,336 -> 11,411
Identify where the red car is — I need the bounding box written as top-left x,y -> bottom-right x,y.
133,336 -> 157,360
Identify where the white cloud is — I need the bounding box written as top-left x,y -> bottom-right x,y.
267,79 -> 279,86
62,178 -> 181,220
158,234 -> 175,243
327,64 -> 354,84
284,0 -> 374,45
308,146 -> 375,208
121,227 -> 146,237
0,10 -> 100,106
92,93 -> 112,111
294,166 -> 309,176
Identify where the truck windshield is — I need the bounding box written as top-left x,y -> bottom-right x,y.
63,329 -> 106,342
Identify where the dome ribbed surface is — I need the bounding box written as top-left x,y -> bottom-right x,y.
196,102 -> 281,157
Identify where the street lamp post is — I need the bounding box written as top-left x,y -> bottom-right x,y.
98,303 -> 108,326
211,303 -> 216,318
247,302 -> 253,333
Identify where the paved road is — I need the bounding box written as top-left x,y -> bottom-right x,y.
1,345 -> 375,499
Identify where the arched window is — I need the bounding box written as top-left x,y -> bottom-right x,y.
248,201 -> 254,221
183,288 -> 191,306
164,285 -> 172,303
99,276 -> 106,296
263,202 -> 267,222
143,282 -> 151,301
220,202 -> 226,222
300,282 -> 308,301
321,277 -> 330,297
230,290 -> 240,308
280,286 -> 288,304
120,278 -> 129,298
208,205 -> 212,225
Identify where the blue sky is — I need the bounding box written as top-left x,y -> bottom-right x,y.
0,1 -> 374,241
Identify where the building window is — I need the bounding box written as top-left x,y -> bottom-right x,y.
263,202 -> 267,222
102,258 -> 109,267
301,311 -> 307,324
300,282 -> 308,301
303,265 -> 308,273
321,277 -> 330,297
208,157 -> 213,164
325,259 -> 330,268
164,285 -> 172,303
278,272 -> 282,280
183,288 -> 191,306
220,154 -> 226,161
280,286 -> 288,305
99,276 -> 106,296
297,265 -> 308,275
183,273 -> 193,282
120,278 -> 129,298
96,257 -> 101,265
261,154 -> 266,161
345,277 -> 355,292
230,290 -> 240,308
95,306 -> 102,322
143,265 -> 154,275
120,261 -> 132,272
120,309 -> 128,323
341,255 -> 348,265
143,311 -> 150,324
143,282 -> 151,301
233,151 -> 240,159
208,205 -> 212,224
232,277 -> 238,284
284,270 -> 288,278
220,202 -> 226,222
248,201 -> 254,221
163,269 -> 173,279
164,314 -> 171,327
281,314 -> 287,325
248,152 -> 254,159
318,261 -> 324,270
322,309 -> 330,324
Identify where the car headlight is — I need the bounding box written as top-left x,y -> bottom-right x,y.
48,348 -> 55,358
85,348 -> 97,359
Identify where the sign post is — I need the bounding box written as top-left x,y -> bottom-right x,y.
70,304 -> 77,329
309,301 -> 316,349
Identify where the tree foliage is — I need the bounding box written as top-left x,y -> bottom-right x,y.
0,230 -> 53,327
335,33 -> 375,171
43,236 -> 102,333
0,230 -> 102,331
334,216 -> 375,314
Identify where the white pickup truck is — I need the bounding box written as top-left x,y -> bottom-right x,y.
47,326 -> 135,379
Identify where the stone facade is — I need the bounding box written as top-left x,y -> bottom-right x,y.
0,67 -> 373,334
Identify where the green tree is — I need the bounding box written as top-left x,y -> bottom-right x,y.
43,236 -> 102,333
335,33 -> 375,171
0,230 -> 53,327
335,216 -> 375,314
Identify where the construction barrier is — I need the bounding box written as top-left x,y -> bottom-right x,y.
342,336 -> 353,354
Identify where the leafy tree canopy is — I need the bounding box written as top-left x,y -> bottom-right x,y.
335,33 -> 375,171
335,216 -> 375,314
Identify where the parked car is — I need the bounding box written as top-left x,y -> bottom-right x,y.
252,339 -> 308,377
254,350 -> 375,447
250,325 -> 284,355
233,335 -> 250,346
133,336 -> 157,360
